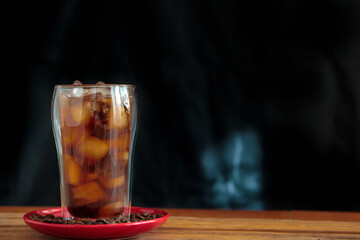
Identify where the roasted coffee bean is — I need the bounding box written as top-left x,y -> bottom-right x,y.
34,213 -> 43,218
80,218 -> 94,225
29,213 -> 42,221
120,217 -> 129,223
42,219 -> 53,223
29,215 -> 40,221
67,219 -> 77,225
74,220 -> 85,225
53,217 -> 65,224
28,212 -> 165,225
94,221 -> 105,225
44,214 -> 55,219
29,216 -> 38,221
96,218 -> 109,224
114,216 -> 127,223
42,215 -> 54,223
107,219 -> 116,224
136,214 -> 146,220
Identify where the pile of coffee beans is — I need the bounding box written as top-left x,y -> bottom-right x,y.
28,212 -> 164,225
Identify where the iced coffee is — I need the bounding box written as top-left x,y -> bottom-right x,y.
52,81 -> 136,219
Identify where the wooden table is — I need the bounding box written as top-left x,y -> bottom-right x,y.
0,206 -> 359,239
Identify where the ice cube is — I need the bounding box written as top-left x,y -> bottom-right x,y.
66,80 -> 86,97
110,106 -> 129,129
118,151 -> 129,162
63,81 -> 85,97
100,175 -> 125,189
86,87 -> 111,97
63,154 -> 81,185
69,100 -> 91,125
71,88 -> 85,97
107,133 -> 130,159
76,136 -> 109,163
61,126 -> 84,149
86,173 -> 99,181
98,201 -> 124,218
73,80 -> 82,85
72,181 -> 107,206
119,87 -> 131,110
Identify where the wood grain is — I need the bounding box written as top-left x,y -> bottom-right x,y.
162,208 -> 291,219
0,210 -> 359,240
0,206 -> 54,213
1,206 -> 359,221
292,210 -> 360,222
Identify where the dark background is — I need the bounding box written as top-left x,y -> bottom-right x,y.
5,0 -> 360,211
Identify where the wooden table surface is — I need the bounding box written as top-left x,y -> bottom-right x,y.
0,206 -> 359,239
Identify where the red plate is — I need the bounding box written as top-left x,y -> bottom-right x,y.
23,207 -> 169,239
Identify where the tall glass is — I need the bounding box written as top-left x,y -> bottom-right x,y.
52,83 -> 137,220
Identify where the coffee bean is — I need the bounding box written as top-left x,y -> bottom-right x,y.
96,218 -> 109,224
120,217 -> 129,223
28,212 -> 165,225
74,220 -> 85,225
53,217 -> 65,224
80,218 -> 94,225
107,219 -> 116,224
29,215 -> 40,221
69,219 -> 78,224
42,216 -> 54,223
29,213 -> 42,220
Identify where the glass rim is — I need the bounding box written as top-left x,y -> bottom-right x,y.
55,84 -> 135,89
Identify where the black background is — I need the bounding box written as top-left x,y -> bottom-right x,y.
5,0 -> 360,211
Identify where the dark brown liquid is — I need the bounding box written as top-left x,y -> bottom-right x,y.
58,92 -> 131,218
